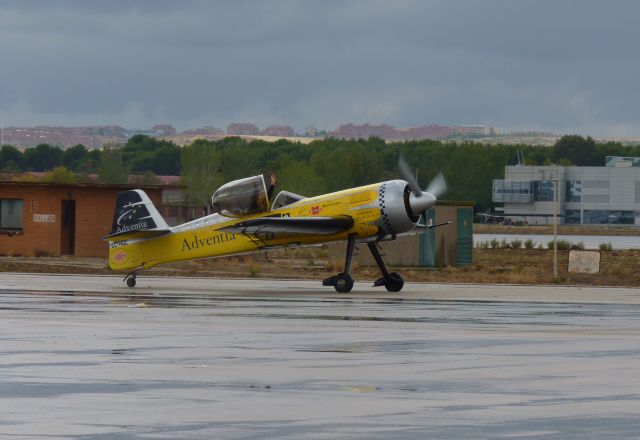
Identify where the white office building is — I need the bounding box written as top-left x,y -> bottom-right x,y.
492,157 -> 640,225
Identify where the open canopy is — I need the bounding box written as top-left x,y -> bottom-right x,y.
211,175 -> 270,218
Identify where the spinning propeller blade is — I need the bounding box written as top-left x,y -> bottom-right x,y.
398,155 -> 448,217
426,173 -> 447,199
398,154 -> 422,195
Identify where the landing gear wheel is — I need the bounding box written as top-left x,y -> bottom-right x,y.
126,275 -> 137,288
322,234 -> 357,293
334,272 -> 354,293
384,272 -> 404,292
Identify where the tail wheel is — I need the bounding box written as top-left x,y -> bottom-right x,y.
126,277 -> 136,288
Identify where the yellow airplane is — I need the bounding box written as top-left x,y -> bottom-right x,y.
104,157 -> 448,293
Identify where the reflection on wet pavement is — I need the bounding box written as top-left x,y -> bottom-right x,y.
1,287 -> 640,439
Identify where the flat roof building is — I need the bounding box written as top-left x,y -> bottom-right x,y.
0,181 -> 166,257
492,157 -> 640,225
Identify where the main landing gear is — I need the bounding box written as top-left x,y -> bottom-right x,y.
368,242 -> 404,292
123,270 -> 138,287
323,234 -> 357,293
323,235 -> 404,293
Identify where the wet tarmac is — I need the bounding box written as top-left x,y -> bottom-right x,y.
1,274 -> 640,439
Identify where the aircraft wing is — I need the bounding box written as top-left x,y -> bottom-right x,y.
222,215 -> 354,239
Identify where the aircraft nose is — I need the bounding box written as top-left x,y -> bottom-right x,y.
409,192 -> 437,216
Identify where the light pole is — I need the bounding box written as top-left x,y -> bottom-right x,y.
553,175 -> 558,279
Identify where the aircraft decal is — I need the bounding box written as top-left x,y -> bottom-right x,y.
109,240 -> 128,249
181,232 -> 236,252
311,205 -> 321,216
113,250 -> 128,263
114,203 -> 157,233
115,220 -> 152,234
116,205 -> 139,225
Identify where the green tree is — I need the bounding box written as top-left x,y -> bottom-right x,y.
0,145 -> 25,172
180,140 -> 222,205
62,144 -> 89,172
152,145 -> 181,175
97,144 -> 131,183
132,170 -> 161,185
123,134 -> 181,174
553,135 -> 596,166
24,144 -> 63,171
81,148 -> 102,173
277,156 -> 325,197
41,166 -> 77,183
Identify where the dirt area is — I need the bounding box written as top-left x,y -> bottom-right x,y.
1,246 -> 639,287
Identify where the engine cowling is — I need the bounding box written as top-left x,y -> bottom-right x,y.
376,179 -> 437,236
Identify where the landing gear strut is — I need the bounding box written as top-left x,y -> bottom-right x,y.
368,242 -> 404,292
323,234 -> 357,293
124,270 -> 137,288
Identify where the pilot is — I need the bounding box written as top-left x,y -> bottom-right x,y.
267,173 -> 278,202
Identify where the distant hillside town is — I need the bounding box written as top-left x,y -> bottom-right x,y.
0,122 -> 500,148
329,123 -> 497,140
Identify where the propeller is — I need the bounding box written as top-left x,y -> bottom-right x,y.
398,154 -> 447,219
426,173 -> 447,199
398,155 -> 421,195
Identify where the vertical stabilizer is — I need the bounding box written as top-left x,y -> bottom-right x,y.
106,190 -> 170,238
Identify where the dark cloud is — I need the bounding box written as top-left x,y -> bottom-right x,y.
1,0 -> 639,136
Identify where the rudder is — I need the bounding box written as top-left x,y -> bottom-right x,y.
106,190 -> 170,239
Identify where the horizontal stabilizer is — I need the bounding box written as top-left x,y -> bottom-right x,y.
102,228 -> 171,241
222,215 -> 354,239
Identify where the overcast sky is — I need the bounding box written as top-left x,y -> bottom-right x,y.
1,0 -> 639,136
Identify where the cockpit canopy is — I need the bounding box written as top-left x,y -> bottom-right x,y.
271,190 -> 305,209
211,175 -> 269,218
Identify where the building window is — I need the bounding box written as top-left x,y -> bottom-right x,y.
608,211 -> 634,224
492,180 -> 533,203
565,181 -> 582,202
534,180 -> 555,201
583,210 -> 634,225
565,209 -> 581,224
0,199 -> 24,232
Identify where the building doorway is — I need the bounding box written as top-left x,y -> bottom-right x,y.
61,200 -> 76,255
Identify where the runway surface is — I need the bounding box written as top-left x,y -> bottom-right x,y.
1,274 -> 640,439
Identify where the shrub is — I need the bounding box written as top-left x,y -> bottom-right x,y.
548,239 -> 571,250
599,242 -> 613,251
558,240 -> 572,250
524,239 -> 535,249
490,239 -> 499,249
570,242 -> 585,250
510,239 -> 523,249
248,262 -> 261,277
500,239 -> 508,249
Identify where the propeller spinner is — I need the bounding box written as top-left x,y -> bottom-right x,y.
398,155 -> 447,217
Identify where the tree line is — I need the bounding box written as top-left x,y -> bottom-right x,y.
0,134 -> 181,177
177,135 -> 640,212
1,134 -> 639,212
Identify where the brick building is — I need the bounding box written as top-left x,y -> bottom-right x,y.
226,123 -> 260,135
0,181 -> 166,257
261,125 -> 295,137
